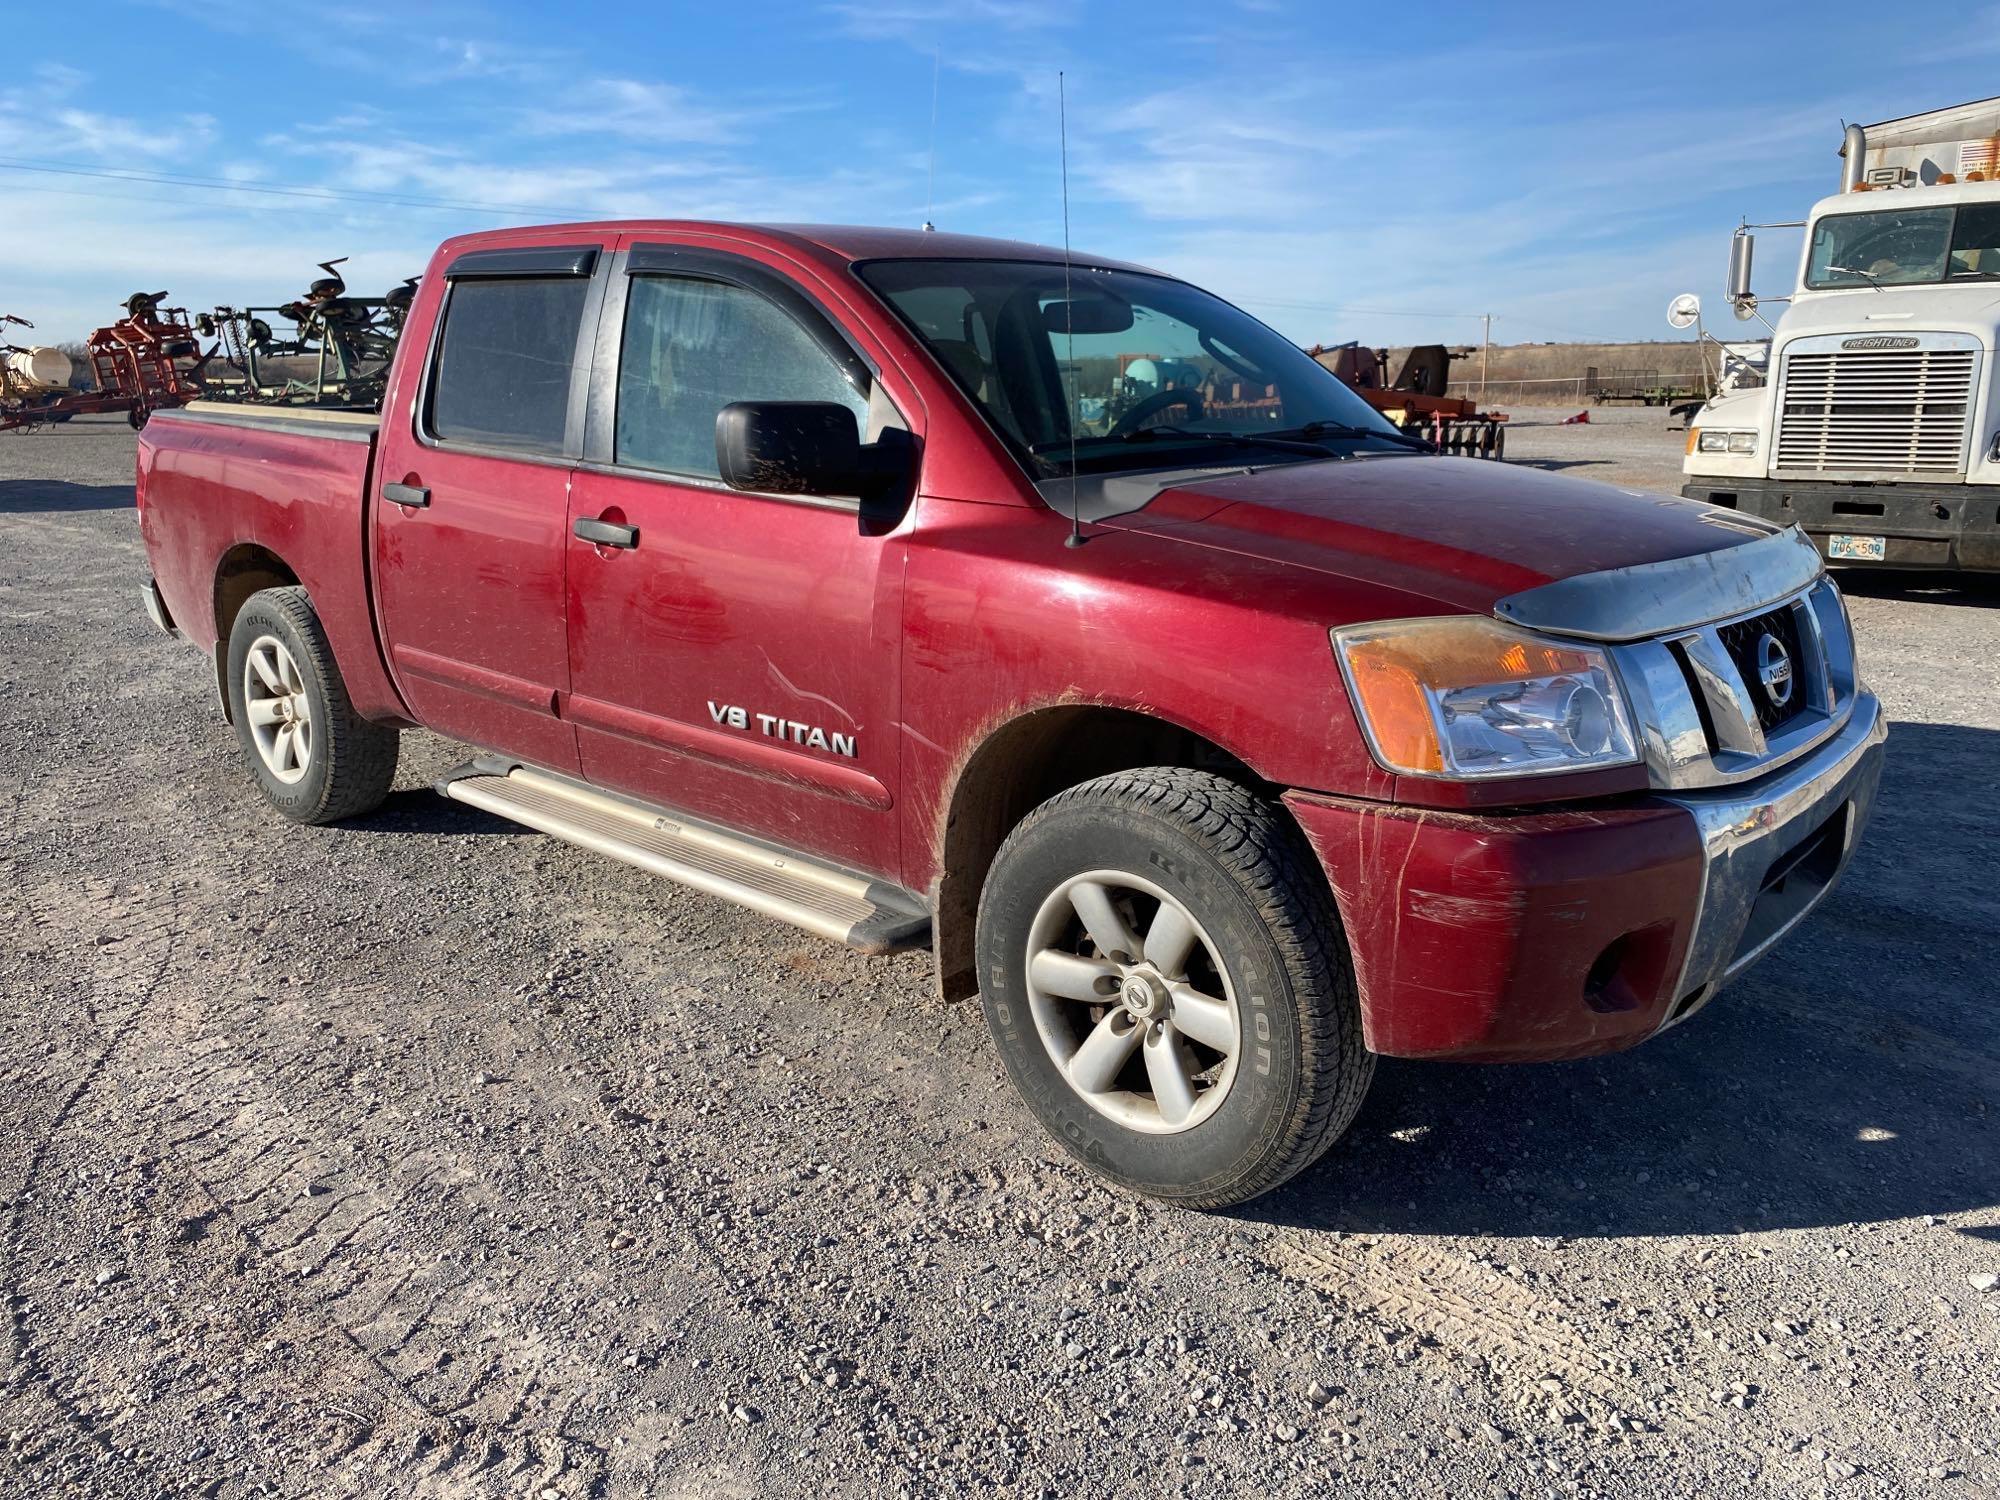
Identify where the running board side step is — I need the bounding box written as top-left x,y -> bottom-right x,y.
437,761 -> 930,954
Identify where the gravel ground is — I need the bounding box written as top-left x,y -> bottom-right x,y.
2,414 -> 1996,1500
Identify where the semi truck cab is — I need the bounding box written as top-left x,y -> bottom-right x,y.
1683,98 -> 2000,572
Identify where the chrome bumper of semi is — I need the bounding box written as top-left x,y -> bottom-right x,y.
1654,689 -> 1887,1028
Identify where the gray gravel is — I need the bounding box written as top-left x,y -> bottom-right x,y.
2,415 -> 1996,1499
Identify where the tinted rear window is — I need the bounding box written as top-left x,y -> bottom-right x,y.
428,277 -> 588,453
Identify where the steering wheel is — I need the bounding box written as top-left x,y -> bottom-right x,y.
1108,386 -> 1204,438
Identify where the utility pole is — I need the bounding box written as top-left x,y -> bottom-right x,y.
1480,313 -> 1492,402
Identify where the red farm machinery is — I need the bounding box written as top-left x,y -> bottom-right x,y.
1311,343 -> 1509,459
2,295 -> 215,433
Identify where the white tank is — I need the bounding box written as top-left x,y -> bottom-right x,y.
5,346 -> 72,388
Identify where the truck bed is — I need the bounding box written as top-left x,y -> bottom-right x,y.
166,399 -> 381,438
136,400 -> 408,724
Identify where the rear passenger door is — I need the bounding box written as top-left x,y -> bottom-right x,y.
562,242 -> 912,878
372,243 -> 605,774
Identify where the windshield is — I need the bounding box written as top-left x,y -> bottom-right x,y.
855,258 -> 1407,477
1805,202 -> 2000,289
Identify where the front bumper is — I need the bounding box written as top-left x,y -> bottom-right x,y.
1682,476 -> 2000,572
1285,692 -> 1887,1062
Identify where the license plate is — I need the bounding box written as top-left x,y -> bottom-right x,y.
1827,533 -> 1886,561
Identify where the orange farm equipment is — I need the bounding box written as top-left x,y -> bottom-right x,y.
3,294 -> 217,433
1311,343 -> 1509,459
86,293 -> 215,428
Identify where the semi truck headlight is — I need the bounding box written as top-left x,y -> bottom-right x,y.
1333,617 -> 1640,779
1697,429 -> 1758,454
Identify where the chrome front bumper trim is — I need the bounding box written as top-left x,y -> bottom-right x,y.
1655,690 -> 1887,1024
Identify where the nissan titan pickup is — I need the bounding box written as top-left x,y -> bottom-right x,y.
133,221 -> 1887,1207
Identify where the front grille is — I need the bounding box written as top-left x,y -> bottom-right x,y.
1607,578 -> 1855,790
1775,347 -> 1975,474
1716,605 -> 1808,733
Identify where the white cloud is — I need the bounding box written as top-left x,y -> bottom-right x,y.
0,181 -> 434,339
49,108 -> 217,161
825,0 -> 1070,41
518,77 -> 807,146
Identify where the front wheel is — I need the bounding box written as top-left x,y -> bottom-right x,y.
225,587 -> 398,824
975,769 -> 1372,1209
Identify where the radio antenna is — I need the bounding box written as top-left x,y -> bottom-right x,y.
1059,70 -> 1086,549
923,48 -> 940,231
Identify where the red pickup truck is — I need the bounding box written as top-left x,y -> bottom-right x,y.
134,221 -> 1886,1207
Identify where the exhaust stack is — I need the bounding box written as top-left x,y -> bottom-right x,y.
1841,122 -> 1867,192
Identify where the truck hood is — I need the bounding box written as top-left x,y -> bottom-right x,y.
1779,284 -> 2000,344
1095,453 -> 1783,619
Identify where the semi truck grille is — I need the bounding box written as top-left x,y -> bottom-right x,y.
1774,346 -> 1976,475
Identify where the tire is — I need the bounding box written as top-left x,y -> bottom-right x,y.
975,769 -> 1372,1209
225,586 -> 398,824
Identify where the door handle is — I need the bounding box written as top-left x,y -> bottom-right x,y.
574,516 -> 639,549
383,482 -> 430,508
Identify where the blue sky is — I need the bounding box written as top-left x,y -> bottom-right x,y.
3,1 -> 1997,346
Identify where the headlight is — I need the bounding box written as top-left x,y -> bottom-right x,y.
1332,616 -> 1640,779
1697,429 -> 1758,454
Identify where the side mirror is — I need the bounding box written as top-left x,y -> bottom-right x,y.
715,401 -> 914,517
716,401 -> 865,495
1727,230 -> 1756,313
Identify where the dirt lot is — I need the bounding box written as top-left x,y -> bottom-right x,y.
2,413 -> 1996,1499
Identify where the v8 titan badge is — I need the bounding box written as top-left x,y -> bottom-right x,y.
708,701 -> 857,758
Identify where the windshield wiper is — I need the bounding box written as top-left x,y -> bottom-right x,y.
1113,425 -> 1335,458
1275,419 -> 1435,454
1827,265 -> 1885,292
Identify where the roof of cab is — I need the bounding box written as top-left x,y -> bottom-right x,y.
431,220 -> 1163,277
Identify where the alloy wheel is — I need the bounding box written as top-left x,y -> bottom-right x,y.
243,635 -> 312,785
1023,870 -> 1241,1134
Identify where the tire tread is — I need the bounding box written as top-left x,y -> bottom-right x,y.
991,768 -> 1372,1209
233,587 -> 398,824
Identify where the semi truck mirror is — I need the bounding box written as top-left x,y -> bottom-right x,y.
1728,231 -> 1756,311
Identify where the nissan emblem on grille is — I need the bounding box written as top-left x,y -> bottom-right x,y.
1757,633 -> 1794,709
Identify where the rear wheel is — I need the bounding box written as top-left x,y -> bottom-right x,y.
225,587 -> 397,824
976,769 -> 1372,1208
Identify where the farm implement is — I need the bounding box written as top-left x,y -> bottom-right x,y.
1312,342 -> 1510,458
5,257 -> 419,434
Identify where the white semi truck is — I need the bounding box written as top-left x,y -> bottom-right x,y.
1682,98 -> 2000,572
